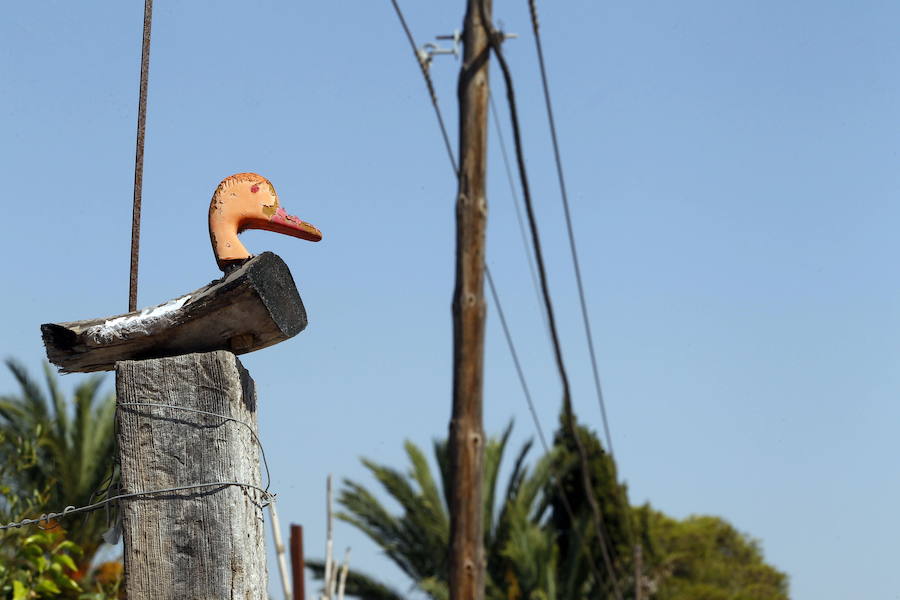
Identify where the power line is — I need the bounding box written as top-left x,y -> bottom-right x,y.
485,269 -> 549,454
526,0 -> 617,460
386,0 -> 549,462
388,0 -> 458,175
386,2 -> 618,596
388,0 -> 552,462
488,266 -> 613,600
477,3 -> 625,597
488,94 -> 548,335
526,0 -> 638,559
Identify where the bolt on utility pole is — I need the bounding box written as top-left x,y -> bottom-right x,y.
448,1 -> 491,600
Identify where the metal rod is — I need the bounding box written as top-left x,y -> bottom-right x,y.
129,0 -> 153,312
291,525 -> 306,600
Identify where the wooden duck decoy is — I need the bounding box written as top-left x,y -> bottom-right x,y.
209,172 -> 322,272
41,173 -> 321,373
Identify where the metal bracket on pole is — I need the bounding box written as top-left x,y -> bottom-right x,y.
417,30 -> 461,67
418,29 -> 517,69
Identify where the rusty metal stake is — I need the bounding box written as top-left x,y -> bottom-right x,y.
129,0 -> 153,312
291,524 -> 306,600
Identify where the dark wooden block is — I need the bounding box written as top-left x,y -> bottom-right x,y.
42,252 -> 307,373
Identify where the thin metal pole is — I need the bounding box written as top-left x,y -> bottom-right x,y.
129,0 -> 153,312
291,525 -> 306,600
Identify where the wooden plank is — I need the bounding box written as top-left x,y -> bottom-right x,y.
115,351 -> 267,599
42,252 -> 306,373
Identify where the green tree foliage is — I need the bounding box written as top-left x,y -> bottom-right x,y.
0,360 -> 117,563
634,507 -> 788,600
314,421 -> 790,600
308,423 -> 559,600
0,422 -> 120,599
0,531 -> 82,599
0,528 -> 121,599
547,419 -> 634,598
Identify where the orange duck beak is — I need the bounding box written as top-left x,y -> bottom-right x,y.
252,205 -> 323,242
209,173 -> 322,271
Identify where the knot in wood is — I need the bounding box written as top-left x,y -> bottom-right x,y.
476,195 -> 487,216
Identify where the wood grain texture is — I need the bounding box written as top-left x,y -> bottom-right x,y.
43,252 -> 306,373
448,2 -> 491,600
115,351 -> 267,600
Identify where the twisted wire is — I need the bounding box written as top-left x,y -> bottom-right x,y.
1,403 -> 274,532
477,3 -> 625,596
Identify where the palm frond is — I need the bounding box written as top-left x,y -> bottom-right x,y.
361,458 -> 446,578
482,421 -> 513,541
0,361 -> 116,562
405,440 -> 447,530
419,576 -> 449,600
337,480 -> 404,552
4,359 -> 49,424
432,438 -> 451,513
307,559 -> 407,600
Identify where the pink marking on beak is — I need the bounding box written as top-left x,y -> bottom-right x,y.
269,206 -> 323,241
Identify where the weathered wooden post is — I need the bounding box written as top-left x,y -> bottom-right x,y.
115,351 -> 266,598
41,173 -> 322,599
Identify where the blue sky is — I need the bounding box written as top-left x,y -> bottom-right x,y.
3,2 -> 900,598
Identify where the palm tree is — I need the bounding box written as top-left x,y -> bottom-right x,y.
309,424 -> 560,600
0,359 -> 117,562
311,419 -> 790,600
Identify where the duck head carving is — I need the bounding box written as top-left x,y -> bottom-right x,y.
209,173 -> 322,272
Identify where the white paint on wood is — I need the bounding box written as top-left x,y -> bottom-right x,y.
87,295 -> 192,343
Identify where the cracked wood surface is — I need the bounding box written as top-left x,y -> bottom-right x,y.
115,351 -> 267,600
42,252 -> 306,373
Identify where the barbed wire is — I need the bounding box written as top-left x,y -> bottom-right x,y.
0,482 -> 274,531
0,401 -> 274,532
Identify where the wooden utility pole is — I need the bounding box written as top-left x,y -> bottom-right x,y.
448,1 -> 492,600
116,351 -> 267,599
